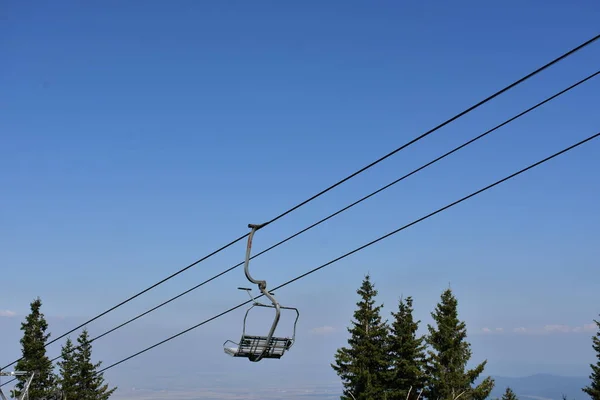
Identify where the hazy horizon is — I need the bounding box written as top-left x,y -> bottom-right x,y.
1,301 -> 597,397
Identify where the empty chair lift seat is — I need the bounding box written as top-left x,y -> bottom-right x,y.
224,335 -> 293,360
223,223 -> 300,362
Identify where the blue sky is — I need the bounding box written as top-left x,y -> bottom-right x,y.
1,0 -> 599,396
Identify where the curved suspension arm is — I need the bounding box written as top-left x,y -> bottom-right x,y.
244,224 -> 267,287
244,223 -> 281,362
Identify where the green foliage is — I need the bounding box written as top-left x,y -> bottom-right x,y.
11,297 -> 57,399
423,288 -> 494,400
331,274 -> 391,400
501,387 -> 518,400
63,328 -> 117,400
387,296 -> 426,400
9,297 -> 116,400
332,279 -> 499,400
57,338 -> 79,400
582,316 -> 600,400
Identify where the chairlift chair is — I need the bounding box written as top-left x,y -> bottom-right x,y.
223,223 -> 300,362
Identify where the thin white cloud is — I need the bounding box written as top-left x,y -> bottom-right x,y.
481,327 -> 504,334
310,326 -> 336,335
544,324 -> 572,333
583,323 -> 596,332
0,310 -> 16,317
512,323 -> 596,335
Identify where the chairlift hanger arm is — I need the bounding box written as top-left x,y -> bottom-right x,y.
224,222 -> 299,362
243,224 -> 267,288
243,223 -> 280,362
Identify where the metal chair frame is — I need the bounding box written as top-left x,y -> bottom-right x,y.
223,223 -> 300,362
0,371 -> 35,400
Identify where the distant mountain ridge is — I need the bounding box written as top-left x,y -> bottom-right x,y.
487,374 -> 590,400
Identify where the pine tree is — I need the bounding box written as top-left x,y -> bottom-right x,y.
57,338 -> 79,400
424,288 -> 494,400
582,316 -> 600,400
11,297 -> 57,399
387,296 -> 426,400
501,387 -> 518,400
332,274 -> 391,400
74,328 -> 117,400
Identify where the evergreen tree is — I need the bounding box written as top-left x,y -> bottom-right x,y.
501,387 -> 518,400
73,328 -> 117,400
387,296 -> 426,400
582,316 -> 600,400
424,288 -> 494,400
11,297 -> 57,400
332,274 -> 391,400
57,338 -> 78,400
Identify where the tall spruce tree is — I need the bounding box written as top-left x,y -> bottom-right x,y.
57,338 -> 78,400
387,296 -> 426,400
332,274 -> 391,400
74,328 -> 117,400
424,288 -> 494,400
11,297 -> 57,399
582,316 -> 600,400
501,387 -> 518,400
